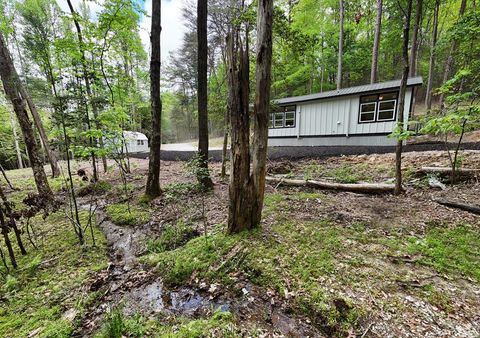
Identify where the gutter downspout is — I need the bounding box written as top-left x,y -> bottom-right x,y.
297,108 -> 301,139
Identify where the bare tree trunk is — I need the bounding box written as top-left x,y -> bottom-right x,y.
426,0 -> 439,110
226,29 -> 253,234
0,164 -> 14,190
221,108 -> 229,179
251,0 -> 273,227
145,0 -> 162,198
409,0 -> 422,77
66,0 -> 100,181
0,185 -> 26,255
439,0 -> 467,108
337,0 -> 344,90
0,32 -> 52,198
395,0 -> 413,196
371,0 -> 382,83
197,0 -> 213,189
9,109 -> 24,169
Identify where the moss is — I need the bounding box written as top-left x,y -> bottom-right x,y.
0,212 -> 108,338
77,181 -> 112,197
106,203 -> 150,226
146,221 -> 199,253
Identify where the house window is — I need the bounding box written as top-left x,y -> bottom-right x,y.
270,105 -> 296,128
137,140 -> 144,146
359,92 -> 398,123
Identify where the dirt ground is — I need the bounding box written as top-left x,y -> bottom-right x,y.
72,150 -> 480,337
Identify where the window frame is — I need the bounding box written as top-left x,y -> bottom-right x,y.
359,102 -> 377,123
358,91 -> 398,124
269,105 -> 296,129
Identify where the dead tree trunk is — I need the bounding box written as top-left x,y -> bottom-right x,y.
425,0 -> 440,110
439,0 -> 467,108
0,32 -> 52,198
145,0 -> 162,198
0,185 -> 26,255
197,0 -> 213,189
394,0 -> 413,196
251,0 -> 274,227
227,0 -> 273,234
226,30 -> 253,234
337,0 -> 344,90
409,0 -> 422,77
370,0 -> 382,83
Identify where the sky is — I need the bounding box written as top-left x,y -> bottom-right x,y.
56,0 -> 187,63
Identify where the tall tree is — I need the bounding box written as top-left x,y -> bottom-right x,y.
337,0 -> 344,90
196,0 -> 213,189
394,0 -> 413,195
145,0 -> 162,198
439,0 -> 468,108
9,109 -> 23,169
425,0 -> 440,110
371,0 -> 382,84
227,0 -> 273,234
409,0 -> 422,77
0,32 -> 52,197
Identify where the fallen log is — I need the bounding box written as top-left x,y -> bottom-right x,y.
266,176 -> 395,194
420,167 -> 480,175
434,198 -> 480,215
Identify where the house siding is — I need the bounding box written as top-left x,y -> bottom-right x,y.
268,88 -> 413,147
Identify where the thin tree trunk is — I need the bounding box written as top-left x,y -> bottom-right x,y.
426,0 -> 439,110
0,164 -> 14,190
145,0 -> 162,198
337,0 -> 344,90
409,0 -> 422,77
395,0 -> 413,196
0,185 -> 26,255
371,0 -> 382,83
197,0 -> 213,189
221,108 -> 229,179
9,109 -> 24,169
0,32 -> 52,198
0,208 -> 16,269
251,0 -> 273,227
66,0 -> 100,182
21,87 -> 61,177
439,0 -> 467,108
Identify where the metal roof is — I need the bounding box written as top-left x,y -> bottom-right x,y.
274,76 -> 423,105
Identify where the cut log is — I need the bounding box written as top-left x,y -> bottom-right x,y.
266,176 -> 395,194
434,198 -> 480,215
420,167 -> 480,174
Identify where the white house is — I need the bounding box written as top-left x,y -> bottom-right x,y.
268,77 -> 423,147
121,131 -> 149,154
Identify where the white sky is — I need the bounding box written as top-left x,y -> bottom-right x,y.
56,0 -> 187,62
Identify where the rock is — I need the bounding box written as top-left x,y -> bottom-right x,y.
428,177 -> 446,190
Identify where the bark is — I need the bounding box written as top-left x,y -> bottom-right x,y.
226,30 -> 253,234
197,0 -> 213,189
409,0 -> 423,77
251,0 -> 274,227
221,108 -> 229,179
425,0 -> 440,110
266,176 -> 395,194
370,0 -> 382,84
0,32 -> 52,198
66,0 -> 101,181
434,199 -> 480,215
0,207 -> 16,268
337,0 -> 344,90
145,0 -> 162,198
395,0 -> 413,195
9,109 -> 24,169
439,0 -> 467,108
21,87 -> 61,177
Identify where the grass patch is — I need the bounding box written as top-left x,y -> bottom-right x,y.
0,212 -> 108,338
106,203 -> 150,226
405,225 -> 480,281
146,221 -> 199,253
77,181 -> 112,197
